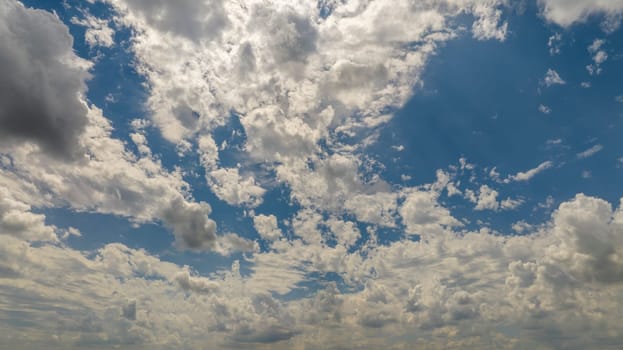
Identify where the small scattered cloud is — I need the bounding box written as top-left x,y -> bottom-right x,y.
586,39 -> 607,75
392,145 -> 405,152
538,104 -> 551,114
543,68 -> 566,87
547,33 -> 562,55
547,138 -> 562,145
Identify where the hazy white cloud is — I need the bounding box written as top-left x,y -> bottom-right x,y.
538,104 -> 551,114
577,144 -> 604,159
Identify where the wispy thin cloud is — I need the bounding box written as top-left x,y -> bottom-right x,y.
505,161 -> 553,182
577,144 -> 603,159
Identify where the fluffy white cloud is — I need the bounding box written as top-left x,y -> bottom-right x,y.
253,214 -> 282,241
471,3 -> 508,41
473,184 -> 500,210
3,184 -> 623,349
1,105 -> 230,252
208,167 -> 266,208
102,0 -> 511,212
0,187 -> 57,242
344,191 -> 398,227
4,1 -> 623,349
400,189 -> 461,235
71,11 -> 115,48
465,184 -> 523,211
0,2 -> 247,253
104,0 -> 229,42
538,0 -> 623,29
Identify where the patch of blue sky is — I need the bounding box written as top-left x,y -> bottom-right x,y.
279,271 -> 349,301
212,113 -> 248,168
38,205 -> 244,275
370,4 -> 623,234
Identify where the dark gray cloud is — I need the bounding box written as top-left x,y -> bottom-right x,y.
230,325 -> 300,344
122,300 -> 136,321
160,198 -> 217,251
0,0 -> 90,159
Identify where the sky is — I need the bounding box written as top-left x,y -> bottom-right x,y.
1,0 -> 623,349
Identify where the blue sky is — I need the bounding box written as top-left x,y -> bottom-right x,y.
1,0 -> 623,349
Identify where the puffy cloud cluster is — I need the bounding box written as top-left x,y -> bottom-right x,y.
102,0 -> 511,211
543,68 -> 566,87
70,11 -> 115,48
253,214 -> 282,241
0,187 -> 58,242
0,0 -> 248,253
3,191 -> 623,349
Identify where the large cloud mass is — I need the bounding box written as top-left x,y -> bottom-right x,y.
0,0 -> 91,159
1,0 -> 623,349
2,194 -> 623,349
